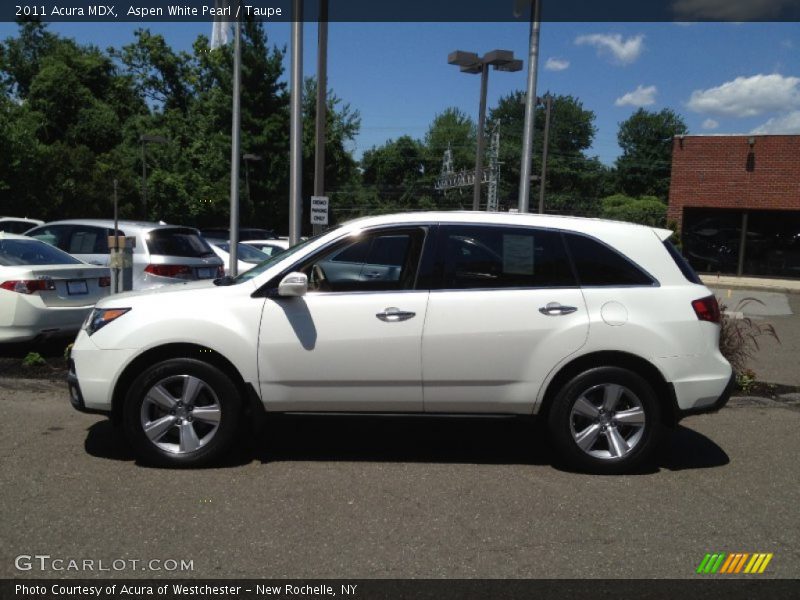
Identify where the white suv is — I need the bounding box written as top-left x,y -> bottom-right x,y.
67,212 -> 733,473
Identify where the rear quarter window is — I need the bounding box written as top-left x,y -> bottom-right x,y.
565,233 -> 655,286
663,240 -> 703,284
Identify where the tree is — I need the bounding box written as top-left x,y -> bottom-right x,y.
600,193 -> 667,227
488,92 -> 609,212
615,108 -> 688,200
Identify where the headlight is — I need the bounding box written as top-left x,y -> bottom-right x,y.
84,308 -> 131,336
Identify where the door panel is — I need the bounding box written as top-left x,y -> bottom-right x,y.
258,292 -> 428,411
422,288 -> 588,413
257,226 -> 431,412
421,224 -> 588,413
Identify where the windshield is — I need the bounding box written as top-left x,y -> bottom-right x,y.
216,242 -> 269,264
233,234 -> 325,283
147,228 -> 216,258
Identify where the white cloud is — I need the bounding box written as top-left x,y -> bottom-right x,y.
545,57 -> 570,71
574,34 -> 645,65
615,85 -> 658,107
672,0 -> 795,20
687,74 -> 800,117
750,111 -> 800,134
702,118 -> 720,130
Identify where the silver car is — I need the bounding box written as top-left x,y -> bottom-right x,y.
25,220 -> 224,290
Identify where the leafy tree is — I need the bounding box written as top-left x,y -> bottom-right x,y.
489,92 -> 609,211
600,193 -> 667,227
615,108 -> 688,200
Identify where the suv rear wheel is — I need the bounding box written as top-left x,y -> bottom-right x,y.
122,358 -> 242,467
547,366 -> 663,474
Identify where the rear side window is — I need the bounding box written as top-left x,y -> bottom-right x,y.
27,225 -> 71,249
663,240 -> 702,284
564,233 -> 655,286
68,226 -> 122,254
437,225 -> 575,289
147,229 -> 214,258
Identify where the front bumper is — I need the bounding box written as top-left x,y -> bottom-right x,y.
66,358 -> 109,416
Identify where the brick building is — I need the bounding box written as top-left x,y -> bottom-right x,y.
668,134 -> 800,278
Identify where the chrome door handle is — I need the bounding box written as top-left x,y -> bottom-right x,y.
376,307 -> 416,322
364,271 -> 382,279
539,302 -> 578,316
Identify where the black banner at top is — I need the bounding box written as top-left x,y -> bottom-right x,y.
4,0 -> 800,23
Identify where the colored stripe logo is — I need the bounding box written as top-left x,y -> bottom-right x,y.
696,553 -> 773,574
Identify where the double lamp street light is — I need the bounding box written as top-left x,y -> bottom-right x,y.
448,49 -> 522,211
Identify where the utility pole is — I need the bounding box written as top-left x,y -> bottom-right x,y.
448,49 -> 522,211
538,94 -> 552,214
228,12 -> 242,276
289,0 -> 303,246
313,0 -> 328,236
518,0 -> 541,213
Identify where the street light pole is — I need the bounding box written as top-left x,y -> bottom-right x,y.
228,14 -> 242,277
473,63 -> 489,211
289,0 -> 303,246
448,49 -> 522,212
518,0 -> 542,213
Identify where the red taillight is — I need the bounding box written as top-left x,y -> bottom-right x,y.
145,264 -> 193,279
692,295 -> 721,323
0,279 -> 56,294
99,276 -> 111,287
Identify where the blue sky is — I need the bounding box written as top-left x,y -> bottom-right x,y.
2,20 -> 799,165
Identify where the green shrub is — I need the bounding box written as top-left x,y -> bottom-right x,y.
22,352 -> 47,367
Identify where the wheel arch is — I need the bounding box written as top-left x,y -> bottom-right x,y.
111,343 -> 263,429
536,350 -> 679,426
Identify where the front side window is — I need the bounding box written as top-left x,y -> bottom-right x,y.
436,225 -> 575,290
298,228 -> 425,293
27,225 -> 71,250
564,233 -> 655,286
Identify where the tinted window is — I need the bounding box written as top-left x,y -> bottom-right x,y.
68,226 -> 121,254
216,242 -> 269,264
0,238 -> 82,266
0,220 -> 36,234
565,233 -> 654,286
438,225 -> 575,289
27,225 -> 71,249
147,228 -> 215,258
663,241 -> 702,284
331,238 -> 370,263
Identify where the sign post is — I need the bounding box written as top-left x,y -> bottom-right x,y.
310,195 -> 329,235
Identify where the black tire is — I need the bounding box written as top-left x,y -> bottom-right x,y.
122,358 -> 242,468
547,366 -> 663,474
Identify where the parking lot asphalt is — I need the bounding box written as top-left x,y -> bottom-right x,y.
1,378 -> 798,579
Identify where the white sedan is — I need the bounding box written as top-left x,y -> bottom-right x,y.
0,233 -> 111,343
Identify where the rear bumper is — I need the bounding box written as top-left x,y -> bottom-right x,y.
677,371 -> 735,420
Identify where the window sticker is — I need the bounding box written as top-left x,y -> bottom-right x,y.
503,234 -> 534,275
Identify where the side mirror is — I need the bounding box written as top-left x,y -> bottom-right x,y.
277,272 -> 308,297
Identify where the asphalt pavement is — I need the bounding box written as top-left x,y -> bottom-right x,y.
1,378 -> 798,579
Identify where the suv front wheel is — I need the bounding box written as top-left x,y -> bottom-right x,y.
547,366 -> 663,474
122,358 -> 242,467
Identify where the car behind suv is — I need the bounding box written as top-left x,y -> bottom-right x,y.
26,220 -> 223,290
67,212 -> 733,473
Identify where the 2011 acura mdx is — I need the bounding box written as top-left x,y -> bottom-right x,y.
67,212 -> 733,473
